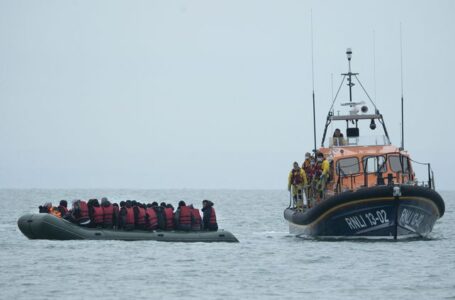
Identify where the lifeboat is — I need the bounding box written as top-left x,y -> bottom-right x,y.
284,49 -> 445,239
17,213 -> 239,243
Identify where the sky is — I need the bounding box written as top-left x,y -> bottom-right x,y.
0,0 -> 454,189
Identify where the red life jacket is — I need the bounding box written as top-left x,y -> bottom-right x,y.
78,201 -> 89,220
92,206 -> 104,224
125,207 -> 135,225
209,207 -> 217,225
58,205 -> 68,216
191,208 -> 202,230
312,163 -> 322,178
164,207 -> 174,230
102,204 -> 114,224
291,168 -> 303,185
135,206 -> 146,226
146,207 -> 158,230
178,206 -> 191,226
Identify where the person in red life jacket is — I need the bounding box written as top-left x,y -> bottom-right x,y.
67,199 -> 90,225
100,197 -> 114,229
112,203 -> 120,230
145,203 -> 159,231
189,204 -> 202,231
161,202 -> 175,230
153,202 -> 166,230
57,200 -> 68,217
132,201 -> 147,230
88,199 -> 103,228
201,200 -> 218,231
174,201 -> 192,231
119,200 -> 135,230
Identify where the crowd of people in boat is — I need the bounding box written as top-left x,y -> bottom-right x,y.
288,151 -> 331,210
287,129 -> 345,210
38,198 -> 218,232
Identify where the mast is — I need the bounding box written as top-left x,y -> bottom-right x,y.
311,10 -> 317,154
400,23 -> 405,150
346,48 -> 353,102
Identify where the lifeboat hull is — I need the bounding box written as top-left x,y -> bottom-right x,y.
283,185 -> 444,239
17,213 -> 239,243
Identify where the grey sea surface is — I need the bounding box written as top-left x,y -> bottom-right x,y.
0,189 -> 453,300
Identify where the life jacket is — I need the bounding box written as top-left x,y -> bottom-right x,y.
102,204 -> 114,225
209,207 -> 217,225
191,208 -> 202,230
92,206 -> 104,225
50,207 -> 62,218
178,206 -> 192,226
135,206 -> 146,226
312,163 -> 323,178
291,168 -> 304,185
58,205 -> 68,216
125,206 -> 135,226
164,207 -> 174,230
146,207 -> 158,230
78,201 -> 89,220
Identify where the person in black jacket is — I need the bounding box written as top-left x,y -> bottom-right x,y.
152,202 -> 166,230
57,200 -> 68,217
201,200 -> 218,231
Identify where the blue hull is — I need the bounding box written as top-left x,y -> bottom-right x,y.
284,185 -> 444,239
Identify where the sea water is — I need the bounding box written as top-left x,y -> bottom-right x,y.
0,189 -> 453,300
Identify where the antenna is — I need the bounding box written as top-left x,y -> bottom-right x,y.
346,48 -> 354,102
311,10 -> 317,154
373,30 -> 377,102
400,23 -> 405,150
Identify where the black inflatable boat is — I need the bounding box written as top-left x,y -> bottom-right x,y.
18,213 -> 239,243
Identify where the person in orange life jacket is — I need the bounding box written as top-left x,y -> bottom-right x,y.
133,201 -> 147,230
201,200 -> 218,231
174,201 -> 192,231
112,203 -> 120,229
49,206 -> 62,218
152,202 -> 166,230
119,200 -> 135,230
288,161 -> 308,210
57,200 -> 68,217
189,204 -> 202,231
100,197 -> 114,229
88,199 -> 103,228
145,203 -> 159,231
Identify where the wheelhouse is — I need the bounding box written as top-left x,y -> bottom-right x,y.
329,152 -> 416,194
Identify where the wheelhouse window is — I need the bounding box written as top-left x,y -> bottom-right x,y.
363,156 -> 387,173
336,157 -> 360,176
389,155 -> 409,172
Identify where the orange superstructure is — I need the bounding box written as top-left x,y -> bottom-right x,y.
319,145 -> 415,199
